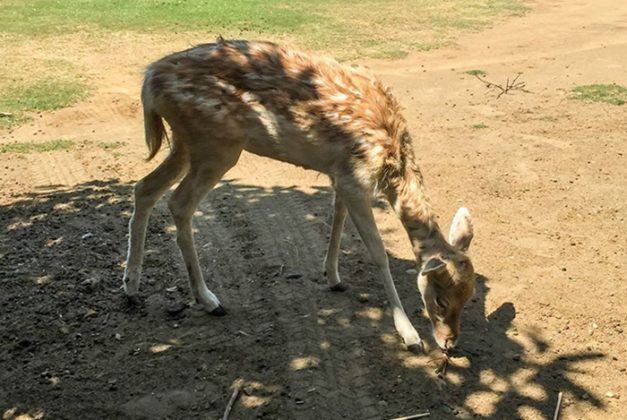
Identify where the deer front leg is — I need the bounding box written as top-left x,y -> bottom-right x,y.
324,192 -> 349,291
338,188 -> 421,349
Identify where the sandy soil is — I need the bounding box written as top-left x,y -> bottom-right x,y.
1,1 -> 625,418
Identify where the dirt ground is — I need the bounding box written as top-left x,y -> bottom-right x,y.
1,1 -> 625,419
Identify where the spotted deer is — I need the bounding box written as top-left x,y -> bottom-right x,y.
123,39 -> 476,351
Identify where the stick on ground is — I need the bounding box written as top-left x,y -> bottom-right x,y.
390,411 -> 430,420
222,385 -> 242,420
552,392 -> 563,420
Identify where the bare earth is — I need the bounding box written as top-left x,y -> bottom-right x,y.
1,1 -> 625,419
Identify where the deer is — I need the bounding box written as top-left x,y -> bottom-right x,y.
123,39 -> 476,352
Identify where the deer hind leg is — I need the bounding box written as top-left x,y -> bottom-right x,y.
167,146 -> 242,315
337,182 -> 421,349
123,149 -> 188,299
324,191 -> 349,291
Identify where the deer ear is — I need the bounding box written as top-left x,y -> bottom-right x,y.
448,207 -> 473,252
421,257 -> 446,274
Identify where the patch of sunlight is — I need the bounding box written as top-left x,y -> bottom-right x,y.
35,275 -> 53,286
356,307 -> 383,321
380,333 -> 398,344
318,308 -> 339,317
149,343 -> 173,353
290,356 -> 320,371
8,220 -> 33,230
45,237 -> 63,247
245,380 -> 280,393
511,368 -> 547,401
5,408 -> 46,420
445,371 -> 463,386
400,354 -> 424,369
465,391 -> 500,417
241,395 -> 271,408
517,406 -> 544,419
53,202 -> 75,211
479,369 -> 508,393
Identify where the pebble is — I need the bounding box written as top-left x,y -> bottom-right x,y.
605,391 -> 618,399
357,293 -> 370,303
405,268 -> 418,275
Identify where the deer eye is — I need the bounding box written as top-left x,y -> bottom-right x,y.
435,296 -> 448,310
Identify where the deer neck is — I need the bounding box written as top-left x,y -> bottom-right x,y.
384,159 -> 449,263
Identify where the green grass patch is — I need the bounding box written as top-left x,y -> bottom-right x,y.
465,69 -> 487,76
0,0 -> 528,60
471,123 -> 488,129
0,139 -> 74,154
571,84 -> 627,106
1,78 -> 88,112
0,75 -> 89,129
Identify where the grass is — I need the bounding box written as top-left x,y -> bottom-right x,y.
0,139 -> 74,154
0,0 -> 528,60
1,78 -> 88,112
0,77 -> 89,129
571,84 -> 627,106
472,123 -> 488,129
465,69 -> 487,76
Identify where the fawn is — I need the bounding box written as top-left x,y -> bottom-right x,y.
123,39 -> 475,351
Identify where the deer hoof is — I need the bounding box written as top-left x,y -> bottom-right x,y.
329,283 -> 349,292
209,304 -> 227,317
407,342 -> 425,354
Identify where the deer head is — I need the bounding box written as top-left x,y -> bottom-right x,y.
417,207 -> 475,350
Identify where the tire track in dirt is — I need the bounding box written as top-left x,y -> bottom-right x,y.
192,181 -> 382,419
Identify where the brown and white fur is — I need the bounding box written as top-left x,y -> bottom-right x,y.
123,39 -> 476,351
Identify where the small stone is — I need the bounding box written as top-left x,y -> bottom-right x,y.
81,232 -> 94,240
581,393 -> 589,400
377,400 -> 388,407
357,293 -> 370,303
512,354 -> 521,361
405,268 -> 418,275
114,333 -> 122,341
84,309 -> 97,318
605,391 -> 618,399
286,273 -> 302,280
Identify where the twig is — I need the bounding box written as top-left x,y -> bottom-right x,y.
434,352 -> 450,379
552,392 -> 563,420
222,385 -> 242,420
390,411 -> 430,420
474,73 -> 528,98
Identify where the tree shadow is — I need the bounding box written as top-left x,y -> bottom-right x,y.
0,178 -> 605,419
